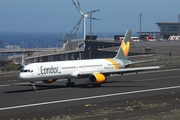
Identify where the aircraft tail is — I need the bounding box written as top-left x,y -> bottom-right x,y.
114,30 -> 131,60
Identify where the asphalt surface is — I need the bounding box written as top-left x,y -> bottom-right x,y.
0,68 -> 180,119
0,40 -> 180,120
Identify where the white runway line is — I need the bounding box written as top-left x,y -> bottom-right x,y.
135,76 -> 180,82
0,85 -> 180,111
0,85 -> 9,87
111,68 -> 180,76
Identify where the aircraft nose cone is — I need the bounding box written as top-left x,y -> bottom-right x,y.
18,73 -> 24,80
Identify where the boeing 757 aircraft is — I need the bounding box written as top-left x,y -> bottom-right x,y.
19,30 -> 170,91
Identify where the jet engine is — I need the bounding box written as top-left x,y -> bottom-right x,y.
89,73 -> 106,84
42,79 -> 57,84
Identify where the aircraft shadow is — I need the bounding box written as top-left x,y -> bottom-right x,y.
3,80 -> 146,93
3,89 -> 33,93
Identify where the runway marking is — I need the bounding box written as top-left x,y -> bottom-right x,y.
0,85 -> 180,111
111,68 -> 180,76
0,85 -> 9,87
140,68 -> 180,74
135,76 -> 180,82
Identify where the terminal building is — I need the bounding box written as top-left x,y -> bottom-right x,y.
156,22 -> 180,38
137,22 -> 180,39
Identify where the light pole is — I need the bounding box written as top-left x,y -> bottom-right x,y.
44,39 -> 46,48
22,36 -> 24,48
89,11 -> 100,40
36,36 -> 38,49
49,36 -> 51,48
88,46 -> 91,59
4,43 -> 7,49
178,14 -> 180,36
56,42 -> 58,49
90,13 -> 92,40
139,13 -> 142,41
8,36 -> 10,45
31,40 -> 33,48
21,41 -> 24,49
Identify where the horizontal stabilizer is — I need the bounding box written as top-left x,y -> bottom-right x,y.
125,59 -> 157,66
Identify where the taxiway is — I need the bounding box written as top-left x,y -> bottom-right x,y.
0,69 -> 180,119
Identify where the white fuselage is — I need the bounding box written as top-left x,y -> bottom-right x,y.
18,58 -> 126,81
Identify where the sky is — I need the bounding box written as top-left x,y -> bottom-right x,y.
0,0 -> 180,35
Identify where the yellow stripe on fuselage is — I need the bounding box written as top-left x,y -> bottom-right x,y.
104,59 -> 119,69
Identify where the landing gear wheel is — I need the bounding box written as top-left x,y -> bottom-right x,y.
30,81 -> 37,92
32,86 -> 37,92
66,79 -> 75,87
66,82 -> 75,87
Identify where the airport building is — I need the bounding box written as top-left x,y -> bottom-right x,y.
156,22 -> 180,38
137,22 -> 180,39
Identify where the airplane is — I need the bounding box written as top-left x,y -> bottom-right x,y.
18,30 -> 170,91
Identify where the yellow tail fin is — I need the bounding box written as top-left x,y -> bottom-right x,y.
114,30 -> 131,59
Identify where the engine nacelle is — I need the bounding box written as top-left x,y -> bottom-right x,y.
42,79 -> 57,84
89,73 -> 106,84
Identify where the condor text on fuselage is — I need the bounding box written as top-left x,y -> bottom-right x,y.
40,65 -> 59,75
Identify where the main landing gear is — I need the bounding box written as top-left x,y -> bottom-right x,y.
66,79 -> 75,87
30,81 -> 37,92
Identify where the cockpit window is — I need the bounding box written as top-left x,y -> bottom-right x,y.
20,69 -> 31,72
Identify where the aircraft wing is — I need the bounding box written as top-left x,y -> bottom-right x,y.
101,66 -> 160,75
78,52 -> 171,76
77,66 -> 160,76
78,57 -> 171,76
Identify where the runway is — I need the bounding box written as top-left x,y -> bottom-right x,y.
0,68 -> 180,119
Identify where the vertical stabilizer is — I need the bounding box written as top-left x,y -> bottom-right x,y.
114,30 -> 131,60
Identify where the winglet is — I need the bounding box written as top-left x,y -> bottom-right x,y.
160,52 -> 171,68
114,30 -> 131,60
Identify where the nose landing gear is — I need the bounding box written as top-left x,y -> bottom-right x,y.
66,79 -> 75,87
30,81 -> 37,91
